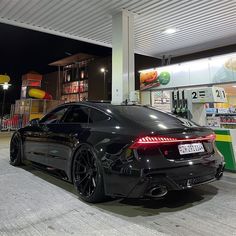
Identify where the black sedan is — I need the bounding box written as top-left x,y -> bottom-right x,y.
10,102 -> 224,202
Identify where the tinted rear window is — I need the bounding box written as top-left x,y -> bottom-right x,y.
111,106 -> 176,122
111,106 -> 197,127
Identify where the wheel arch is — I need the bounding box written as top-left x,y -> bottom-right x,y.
67,142 -> 102,183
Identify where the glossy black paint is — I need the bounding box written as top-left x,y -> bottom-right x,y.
13,102 -> 225,198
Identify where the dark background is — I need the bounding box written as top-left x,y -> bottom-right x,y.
1,22 -> 236,114
0,23 -> 161,112
0,23 -> 111,110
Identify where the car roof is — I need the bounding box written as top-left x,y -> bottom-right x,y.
61,101 -> 141,109
58,101 -> 144,118
61,101 -> 111,109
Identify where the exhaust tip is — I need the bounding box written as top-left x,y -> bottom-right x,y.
216,164 -> 225,180
145,185 -> 168,198
216,171 -> 223,180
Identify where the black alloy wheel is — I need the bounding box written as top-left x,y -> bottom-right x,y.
72,145 -> 105,203
10,133 -> 22,166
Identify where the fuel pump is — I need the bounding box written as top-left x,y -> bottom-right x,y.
171,87 -> 227,126
171,90 -> 189,119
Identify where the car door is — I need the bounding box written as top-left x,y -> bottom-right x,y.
46,105 -> 90,171
24,106 -> 69,165
23,121 -> 49,165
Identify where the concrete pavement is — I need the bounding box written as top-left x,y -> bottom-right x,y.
0,136 -> 236,236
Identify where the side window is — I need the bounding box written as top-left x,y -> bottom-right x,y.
40,107 -> 69,124
89,108 -> 109,123
63,106 -> 90,123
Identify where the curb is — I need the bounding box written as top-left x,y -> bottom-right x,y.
0,132 -> 13,138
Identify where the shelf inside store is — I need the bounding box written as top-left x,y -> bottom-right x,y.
62,79 -> 88,85
62,91 -> 88,95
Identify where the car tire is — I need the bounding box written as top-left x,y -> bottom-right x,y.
72,144 -> 106,203
10,133 -> 22,166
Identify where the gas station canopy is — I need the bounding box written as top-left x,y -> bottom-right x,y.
0,0 -> 236,57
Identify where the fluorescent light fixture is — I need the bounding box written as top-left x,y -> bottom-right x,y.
232,85 -> 236,88
161,27 -> 178,34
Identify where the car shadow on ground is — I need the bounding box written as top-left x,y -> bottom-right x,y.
21,164 -> 77,195
21,164 -> 219,217
96,184 -> 218,217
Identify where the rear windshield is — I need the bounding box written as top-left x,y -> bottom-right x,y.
111,105 -> 197,127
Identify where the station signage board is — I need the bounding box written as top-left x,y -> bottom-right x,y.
139,52 -> 236,90
191,87 -> 227,103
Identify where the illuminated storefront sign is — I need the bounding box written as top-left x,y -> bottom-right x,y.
139,52 -> 236,90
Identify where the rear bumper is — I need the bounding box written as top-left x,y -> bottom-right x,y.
127,162 -> 225,198
103,144 -> 225,198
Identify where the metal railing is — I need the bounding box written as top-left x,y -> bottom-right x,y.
0,115 -> 29,131
0,99 -> 64,132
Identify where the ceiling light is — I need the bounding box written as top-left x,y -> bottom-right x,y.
232,85 -> 236,88
162,27 -> 178,34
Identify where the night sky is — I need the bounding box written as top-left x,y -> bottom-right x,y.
1,22 -> 236,114
0,23 -> 112,109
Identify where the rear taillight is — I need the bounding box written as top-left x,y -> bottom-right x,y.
205,133 -> 216,142
130,133 -> 216,149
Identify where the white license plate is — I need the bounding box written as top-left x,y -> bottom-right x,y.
178,143 -> 205,155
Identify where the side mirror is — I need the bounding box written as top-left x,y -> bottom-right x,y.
29,118 -> 40,126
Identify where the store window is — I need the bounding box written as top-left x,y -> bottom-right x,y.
61,61 -> 89,103
206,83 -> 236,128
151,90 -> 171,112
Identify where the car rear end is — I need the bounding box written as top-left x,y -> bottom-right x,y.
108,105 -> 225,198
128,129 -> 224,198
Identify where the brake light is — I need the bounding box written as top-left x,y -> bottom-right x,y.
137,136 -> 178,144
205,133 -> 216,141
130,133 -> 216,149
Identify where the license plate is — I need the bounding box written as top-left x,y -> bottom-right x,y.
178,143 -> 205,155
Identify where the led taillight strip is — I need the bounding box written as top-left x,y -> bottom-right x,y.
130,134 -> 216,149
137,136 -> 177,143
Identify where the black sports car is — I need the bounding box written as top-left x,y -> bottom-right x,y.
10,102 -> 224,202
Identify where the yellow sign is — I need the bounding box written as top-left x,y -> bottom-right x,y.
216,134 -> 232,142
0,74 -> 10,84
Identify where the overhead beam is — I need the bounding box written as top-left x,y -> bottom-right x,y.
0,18 -> 112,48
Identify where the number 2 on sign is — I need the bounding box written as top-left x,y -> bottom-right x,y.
192,91 -> 197,99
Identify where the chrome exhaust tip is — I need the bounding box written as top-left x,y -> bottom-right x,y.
216,164 -> 225,180
216,171 -> 223,180
145,185 -> 168,198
